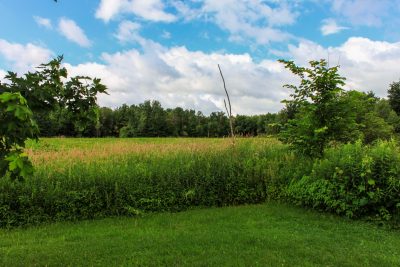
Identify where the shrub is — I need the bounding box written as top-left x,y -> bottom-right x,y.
285,140 -> 400,222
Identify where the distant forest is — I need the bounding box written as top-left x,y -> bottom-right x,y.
36,99 -> 281,138
36,86 -> 400,141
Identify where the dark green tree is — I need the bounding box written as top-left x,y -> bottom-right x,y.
208,112 -> 229,137
98,107 -> 116,137
235,115 -> 258,136
388,80 -> 400,116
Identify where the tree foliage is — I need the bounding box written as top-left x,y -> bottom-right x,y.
279,59 -> 353,157
0,92 -> 38,180
388,80 -> 400,116
0,56 -> 107,180
278,59 -> 399,157
39,101 -> 246,138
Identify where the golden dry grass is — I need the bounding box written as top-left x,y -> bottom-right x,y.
25,138 -> 240,166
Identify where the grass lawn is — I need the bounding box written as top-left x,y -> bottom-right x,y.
1,202 -> 399,267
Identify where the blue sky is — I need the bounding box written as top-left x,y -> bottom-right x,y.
1,0 -> 400,114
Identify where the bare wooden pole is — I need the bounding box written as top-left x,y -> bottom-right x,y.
218,64 -> 235,144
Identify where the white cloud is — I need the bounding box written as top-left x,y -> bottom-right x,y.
58,18 -> 91,47
0,39 -> 53,73
60,32 -> 400,115
320,18 -> 348,35
171,0 -> 202,21
286,37 -> 400,98
114,20 -> 142,43
2,35 -> 398,115
96,0 -> 300,45
96,0 -> 176,23
203,0 -> 297,26
64,40 -> 293,115
199,0 -> 297,45
128,0 -> 176,22
95,0 -> 124,22
330,0 -> 394,27
96,0 -> 297,45
33,16 -> 52,29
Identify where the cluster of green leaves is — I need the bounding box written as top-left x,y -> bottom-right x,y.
279,59 -> 400,157
279,59 -> 350,157
275,59 -> 400,223
0,56 -> 107,180
0,93 -> 38,180
285,140 -> 400,223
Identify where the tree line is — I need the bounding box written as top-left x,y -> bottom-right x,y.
35,100 -> 284,138
34,81 -> 400,143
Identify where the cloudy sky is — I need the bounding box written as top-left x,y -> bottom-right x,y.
1,0 -> 400,114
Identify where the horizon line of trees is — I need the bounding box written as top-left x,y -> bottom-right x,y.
35,81 -> 400,141
36,100 -> 283,138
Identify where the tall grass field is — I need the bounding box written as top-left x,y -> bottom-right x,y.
1,137 -> 400,227
0,137 -> 303,227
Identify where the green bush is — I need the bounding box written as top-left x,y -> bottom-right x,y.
285,140 -> 400,222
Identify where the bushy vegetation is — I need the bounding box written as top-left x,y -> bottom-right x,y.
0,138 -> 291,227
285,140 -> 400,222
279,59 -> 399,157
1,137 -> 399,228
275,60 -> 400,225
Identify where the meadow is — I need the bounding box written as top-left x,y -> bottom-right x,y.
2,137 -> 303,226
0,137 -> 399,265
1,137 -> 399,226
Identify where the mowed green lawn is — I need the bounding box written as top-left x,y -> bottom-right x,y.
1,202 -> 399,267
